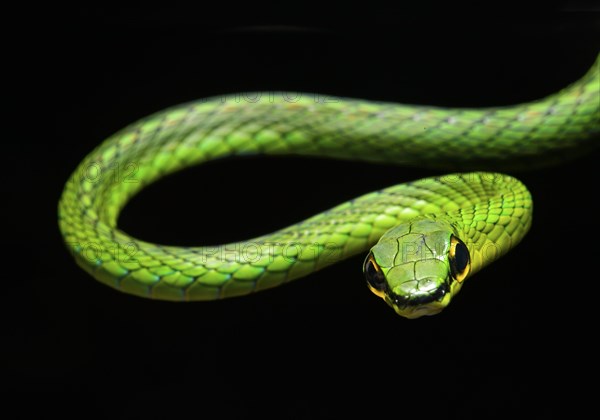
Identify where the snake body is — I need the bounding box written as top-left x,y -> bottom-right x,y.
59,55 -> 599,318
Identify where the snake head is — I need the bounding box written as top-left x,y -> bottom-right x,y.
363,218 -> 471,319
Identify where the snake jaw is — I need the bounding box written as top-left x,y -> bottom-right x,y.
392,302 -> 446,319
384,282 -> 451,319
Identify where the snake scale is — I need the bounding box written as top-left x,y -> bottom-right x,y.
59,54 -> 599,318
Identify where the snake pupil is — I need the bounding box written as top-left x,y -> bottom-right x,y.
449,236 -> 470,282
364,253 -> 387,293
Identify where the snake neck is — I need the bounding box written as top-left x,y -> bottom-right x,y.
405,173 -> 533,277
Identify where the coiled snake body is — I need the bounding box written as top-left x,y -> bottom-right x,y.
59,55 -> 599,318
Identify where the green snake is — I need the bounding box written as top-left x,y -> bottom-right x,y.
58,54 -> 600,319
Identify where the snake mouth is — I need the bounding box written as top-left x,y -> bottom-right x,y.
389,283 -> 449,307
386,284 -> 450,319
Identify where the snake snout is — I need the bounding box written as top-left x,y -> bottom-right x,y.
389,282 -> 449,307
386,283 -> 450,318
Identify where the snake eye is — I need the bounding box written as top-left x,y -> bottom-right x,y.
449,235 -> 470,283
364,252 -> 387,297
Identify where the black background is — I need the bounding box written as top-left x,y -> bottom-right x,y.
4,6 -> 600,419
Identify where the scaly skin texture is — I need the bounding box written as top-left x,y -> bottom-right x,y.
58,54 -> 599,316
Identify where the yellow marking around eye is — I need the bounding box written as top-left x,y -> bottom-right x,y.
365,255 -> 386,298
449,236 -> 471,283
